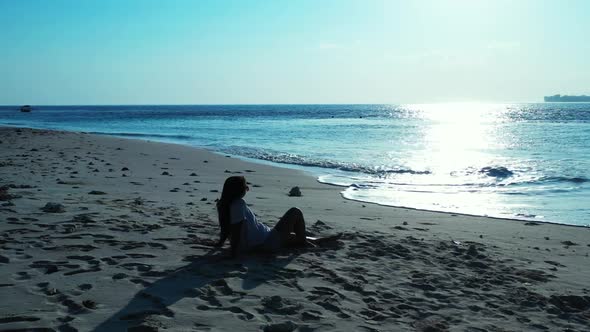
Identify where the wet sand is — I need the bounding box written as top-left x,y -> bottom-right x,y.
1,127 -> 589,331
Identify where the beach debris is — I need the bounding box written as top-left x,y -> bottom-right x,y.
88,190 -> 107,195
41,202 -> 65,213
263,321 -> 298,332
288,186 -> 302,197
121,167 -> 129,171
189,172 -> 197,176
403,221 -> 408,225
561,240 -> 578,247
200,198 -> 207,201
161,171 -> 170,175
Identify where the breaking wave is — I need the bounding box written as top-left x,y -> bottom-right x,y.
90,132 -> 193,140
219,146 -> 431,176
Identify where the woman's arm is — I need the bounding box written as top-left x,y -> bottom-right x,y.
229,221 -> 243,258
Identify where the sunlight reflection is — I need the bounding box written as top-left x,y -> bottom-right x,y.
382,103 -> 511,216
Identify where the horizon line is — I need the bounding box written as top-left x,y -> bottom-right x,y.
0,101 -> 552,107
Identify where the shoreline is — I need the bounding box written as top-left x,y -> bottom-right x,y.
2,124 -> 581,228
1,126 -> 589,331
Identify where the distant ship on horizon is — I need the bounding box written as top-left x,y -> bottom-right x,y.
544,94 -> 590,102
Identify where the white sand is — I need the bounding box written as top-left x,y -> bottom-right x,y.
1,127 -> 589,331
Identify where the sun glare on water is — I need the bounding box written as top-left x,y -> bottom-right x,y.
403,103 -> 504,176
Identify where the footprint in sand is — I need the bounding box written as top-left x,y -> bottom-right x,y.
14,271 -> 32,280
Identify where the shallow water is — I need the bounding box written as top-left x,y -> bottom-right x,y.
1,103 -> 589,226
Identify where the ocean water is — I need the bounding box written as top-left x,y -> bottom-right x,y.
1,103 -> 589,226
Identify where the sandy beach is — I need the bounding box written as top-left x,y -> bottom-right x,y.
1,126 -> 589,331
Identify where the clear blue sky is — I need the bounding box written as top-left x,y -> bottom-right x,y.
1,0 -> 589,104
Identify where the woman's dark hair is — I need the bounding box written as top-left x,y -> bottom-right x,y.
217,176 -> 248,240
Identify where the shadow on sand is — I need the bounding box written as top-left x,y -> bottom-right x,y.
92,248 -> 298,331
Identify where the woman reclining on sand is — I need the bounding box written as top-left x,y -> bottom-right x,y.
216,176 -> 337,257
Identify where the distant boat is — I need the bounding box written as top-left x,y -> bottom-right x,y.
20,105 -> 32,112
544,94 -> 590,102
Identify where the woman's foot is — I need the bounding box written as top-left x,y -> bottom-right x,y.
306,233 -> 343,247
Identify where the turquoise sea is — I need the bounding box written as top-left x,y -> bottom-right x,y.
1,103 -> 589,226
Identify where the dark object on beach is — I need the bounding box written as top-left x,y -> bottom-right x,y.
42,202 -> 65,213
88,190 -> 107,195
480,166 -> 513,178
288,186 -> 302,197
121,167 -> 129,171
161,171 -> 170,175
20,105 -> 32,112
561,240 -> 578,246
189,172 -> 197,176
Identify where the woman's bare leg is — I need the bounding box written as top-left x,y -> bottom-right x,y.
274,207 -> 306,247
